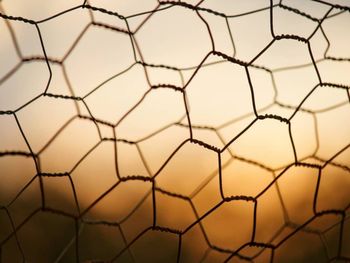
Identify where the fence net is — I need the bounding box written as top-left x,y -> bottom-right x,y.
0,0 -> 350,262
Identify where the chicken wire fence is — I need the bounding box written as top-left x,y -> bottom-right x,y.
0,0 -> 350,262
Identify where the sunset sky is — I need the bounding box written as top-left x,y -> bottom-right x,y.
1,0 -> 350,262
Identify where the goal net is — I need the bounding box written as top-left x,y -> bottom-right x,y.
0,0 -> 350,262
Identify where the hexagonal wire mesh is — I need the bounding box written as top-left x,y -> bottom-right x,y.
0,0 -> 350,262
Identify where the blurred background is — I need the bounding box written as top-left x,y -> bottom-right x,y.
0,0 -> 350,262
